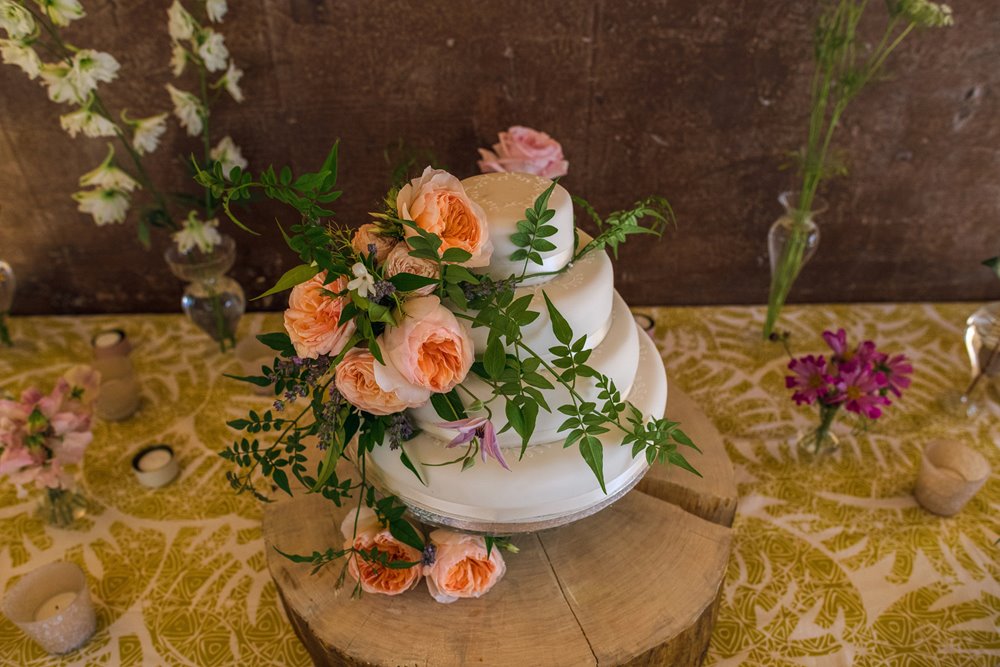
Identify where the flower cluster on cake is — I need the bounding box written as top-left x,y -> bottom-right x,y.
207,130 -> 700,601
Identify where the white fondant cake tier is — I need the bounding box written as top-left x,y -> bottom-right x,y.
368,326 -> 667,533
467,231 -> 615,360
462,172 -> 575,284
415,292 -> 640,448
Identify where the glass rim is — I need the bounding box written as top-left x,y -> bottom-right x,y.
779,190 -> 828,216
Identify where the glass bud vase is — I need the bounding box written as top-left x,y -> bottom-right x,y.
763,192 -> 826,339
164,235 -> 245,352
36,487 -> 90,529
947,302 -> 1000,417
797,404 -> 840,458
0,260 -> 15,346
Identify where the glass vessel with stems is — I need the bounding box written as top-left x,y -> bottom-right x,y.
945,303 -> 1000,417
764,192 -> 825,337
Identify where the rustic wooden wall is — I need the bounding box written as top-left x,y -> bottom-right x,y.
1,0 -> 997,315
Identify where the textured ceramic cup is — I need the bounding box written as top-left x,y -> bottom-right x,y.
2,562 -> 97,654
914,439 -> 990,517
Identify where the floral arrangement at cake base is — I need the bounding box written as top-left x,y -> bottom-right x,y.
205,138 -> 700,601
0,366 -> 100,527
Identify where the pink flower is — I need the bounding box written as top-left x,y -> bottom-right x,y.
376,296 -> 474,396
0,444 -> 34,475
822,329 -> 849,358
335,347 -> 426,415
876,352 -> 913,398
477,126 -> 568,180
283,272 -> 357,359
785,355 -> 831,406
351,223 -> 397,264
424,529 -> 506,603
382,244 -> 439,297
834,365 -> 890,419
438,417 -> 509,471
340,507 -> 423,596
396,167 -> 493,268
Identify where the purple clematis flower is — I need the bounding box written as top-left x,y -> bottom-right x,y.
835,364 -> 890,419
785,355 -> 832,406
438,417 -> 510,471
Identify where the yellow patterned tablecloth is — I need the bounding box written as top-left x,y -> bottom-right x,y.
0,304 -> 997,666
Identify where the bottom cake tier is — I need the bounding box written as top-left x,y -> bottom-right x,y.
366,324 -> 668,533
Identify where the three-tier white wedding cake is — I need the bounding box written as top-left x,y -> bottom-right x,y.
368,172 -> 668,532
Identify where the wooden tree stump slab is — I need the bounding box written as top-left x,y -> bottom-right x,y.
263,387 -> 736,666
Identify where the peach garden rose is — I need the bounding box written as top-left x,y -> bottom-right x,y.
423,529 -> 507,603
335,347 -> 425,415
351,223 -> 397,264
396,167 -> 493,268
341,507 -> 423,596
382,243 -> 439,297
283,271 -> 356,359
374,295 -> 473,401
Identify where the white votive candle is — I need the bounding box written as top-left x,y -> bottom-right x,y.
1,562 -> 97,654
132,445 -> 180,488
915,439 -> 990,517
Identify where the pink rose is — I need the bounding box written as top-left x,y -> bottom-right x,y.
283,272 -> 357,359
396,167 -> 493,268
478,126 -> 568,179
382,244 -> 439,297
351,224 -> 397,264
341,507 -> 423,596
423,529 -> 506,603
335,347 -> 426,415
375,296 -> 473,396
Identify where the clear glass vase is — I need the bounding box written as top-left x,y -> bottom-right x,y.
797,404 -> 840,457
763,192 -> 826,338
0,260 -> 15,347
36,487 -> 90,529
944,302 -> 1000,417
164,235 -> 245,352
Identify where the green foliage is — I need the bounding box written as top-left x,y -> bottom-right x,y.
510,181 -> 558,273
984,256 -> 1000,280
573,196 -> 673,261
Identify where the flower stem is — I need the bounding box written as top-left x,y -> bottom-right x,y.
0,313 -> 11,347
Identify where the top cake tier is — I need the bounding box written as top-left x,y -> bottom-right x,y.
462,172 -> 574,284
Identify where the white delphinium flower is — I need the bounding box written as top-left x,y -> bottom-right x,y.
60,108 -> 118,138
347,262 -> 375,299
131,113 -> 168,155
41,50 -> 119,104
170,42 -> 187,77
222,61 -> 243,102
197,29 -> 228,72
0,39 -> 41,78
205,0 -> 227,23
173,212 -> 222,254
39,62 -> 77,103
79,146 -> 139,192
167,0 -> 196,42
37,0 -> 85,26
73,188 -> 130,226
891,0 -> 954,27
209,135 -> 247,179
166,83 -> 205,136
0,1 -> 35,39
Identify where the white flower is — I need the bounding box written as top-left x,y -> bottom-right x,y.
0,39 -> 40,78
173,213 -> 222,254
41,50 -> 119,104
0,1 -> 35,40
209,135 -> 247,179
73,188 -> 130,226
222,61 -> 243,102
347,262 -> 375,298
167,0 -> 196,42
37,0 -> 85,26
166,83 -> 204,136
891,0 -> 954,27
170,43 -> 187,77
205,0 -> 227,23
131,113 -> 168,155
60,108 -> 118,138
39,62 -> 78,104
79,145 -> 139,192
197,29 -> 228,72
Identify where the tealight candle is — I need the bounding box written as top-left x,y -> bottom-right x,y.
1,562 -> 97,654
92,329 -> 140,421
91,328 -> 132,359
132,444 -> 179,488
914,439 -> 990,517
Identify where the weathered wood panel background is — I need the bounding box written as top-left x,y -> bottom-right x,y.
1,0 -> 997,315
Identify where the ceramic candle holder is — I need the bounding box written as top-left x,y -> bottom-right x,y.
92,329 -> 141,421
132,444 -> 180,488
1,562 -> 97,654
914,439 -> 990,517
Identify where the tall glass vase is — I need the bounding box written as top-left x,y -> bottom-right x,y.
763,192 -> 825,339
164,235 -> 245,352
0,260 -> 15,347
944,302 -> 1000,417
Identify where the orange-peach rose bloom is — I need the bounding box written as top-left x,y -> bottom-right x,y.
383,244 -> 439,296
396,167 -> 493,268
283,272 -> 356,359
341,507 -> 423,596
351,223 -> 397,264
335,347 -> 425,415
376,296 -> 473,396
424,529 -> 506,603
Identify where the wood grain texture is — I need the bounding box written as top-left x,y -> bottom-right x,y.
262,388 -> 735,666
1,1 -> 998,315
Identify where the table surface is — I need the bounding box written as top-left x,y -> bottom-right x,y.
0,304 -> 997,666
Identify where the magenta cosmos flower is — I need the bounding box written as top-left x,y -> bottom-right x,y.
875,352 -> 914,398
785,355 -> 832,406
437,417 -> 510,471
834,365 -> 890,419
